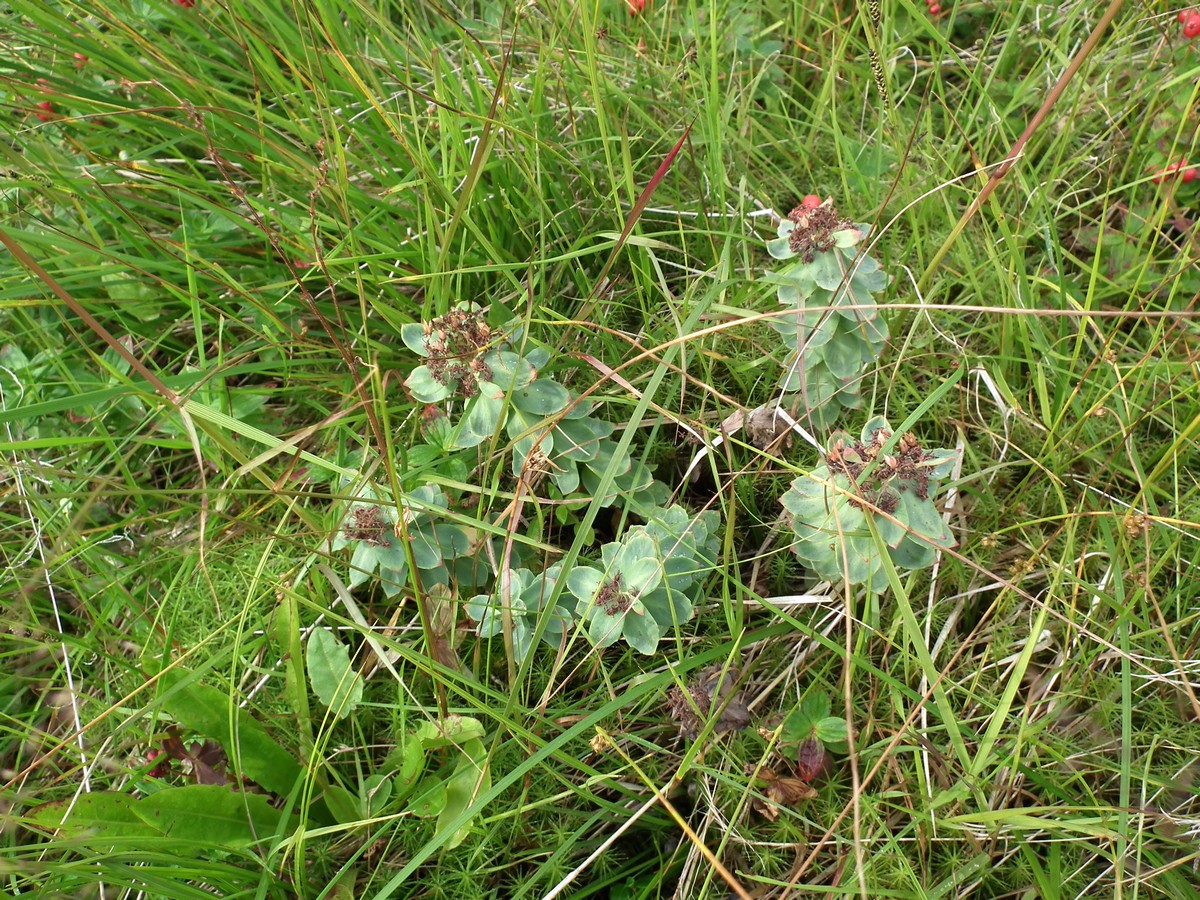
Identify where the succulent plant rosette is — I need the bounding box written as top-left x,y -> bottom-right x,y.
332,483 -> 476,597
780,417 -> 958,591
401,302 -> 652,503
465,564 -> 576,663
564,506 -> 719,654
766,198 -> 889,430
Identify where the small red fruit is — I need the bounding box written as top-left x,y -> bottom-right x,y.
625,0 -> 644,12
35,101 -> 54,121
1151,159 -> 1194,184
1184,168 -> 1199,183
928,3 -> 942,14
1181,9 -> 1190,23
174,0 -> 195,6
73,52 -> 88,67
1185,15 -> 1200,39
800,194 -> 821,209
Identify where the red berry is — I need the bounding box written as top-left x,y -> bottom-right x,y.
1185,16 -> 1200,38
800,194 -> 821,209
928,3 -> 941,14
35,101 -> 54,121
1184,168 -> 1199,183
174,0 -> 195,6
1181,10 -> 1190,24
1151,159 -> 1192,183
73,52 -> 88,67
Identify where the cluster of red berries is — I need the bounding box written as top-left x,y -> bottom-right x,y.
1181,8 -> 1200,39
925,0 -> 944,16
30,3 -> 193,123
1151,158 -> 1199,183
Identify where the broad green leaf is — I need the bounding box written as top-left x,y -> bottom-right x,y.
306,628 -> 363,719
156,669 -> 304,796
135,785 -> 283,846
323,783 -> 361,825
27,793 -> 159,844
435,738 -> 490,849
815,716 -> 850,745
410,715 -> 486,749
797,691 -> 832,728
361,774 -> 393,817
407,776 -> 446,818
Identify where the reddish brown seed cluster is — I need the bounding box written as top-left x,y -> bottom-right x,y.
596,574 -> 632,615
826,426 -> 934,510
784,198 -> 855,263
421,307 -> 495,398
342,505 -> 392,547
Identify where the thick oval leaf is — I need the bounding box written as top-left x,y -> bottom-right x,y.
453,393 -> 504,448
513,379 -> 570,415
401,322 -> 430,356
811,251 -> 846,290
890,534 -> 936,570
565,566 -> 604,604
767,235 -> 795,260
404,365 -> 451,403
487,350 -> 536,391
898,491 -> 954,546
587,610 -> 624,646
622,609 -> 663,655
552,461 -> 581,495
306,628 -> 363,719
823,334 -> 866,379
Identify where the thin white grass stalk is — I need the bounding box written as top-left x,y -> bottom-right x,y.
920,425 -> 968,822
2,368 -> 100,898
542,794 -> 659,900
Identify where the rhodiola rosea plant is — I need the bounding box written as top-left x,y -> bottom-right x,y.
766,196 -> 889,429
780,416 -> 958,592
334,193 -> 960,669
402,302 -> 654,503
